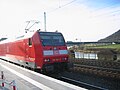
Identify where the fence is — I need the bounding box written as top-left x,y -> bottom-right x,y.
69,51 -> 120,61
75,52 -> 98,59
0,71 -> 17,90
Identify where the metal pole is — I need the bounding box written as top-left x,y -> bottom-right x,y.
13,80 -> 16,90
1,71 -> 4,87
44,12 -> 46,32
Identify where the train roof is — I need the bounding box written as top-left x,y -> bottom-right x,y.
0,31 -> 35,44
0,31 -> 62,44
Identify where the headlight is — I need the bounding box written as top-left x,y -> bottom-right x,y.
44,59 -> 50,62
62,58 -> 67,60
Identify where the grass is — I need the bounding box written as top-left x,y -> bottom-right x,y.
92,44 -> 120,49
86,44 -> 120,53
69,44 -> 120,52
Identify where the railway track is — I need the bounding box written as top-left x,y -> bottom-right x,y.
71,64 -> 120,79
71,59 -> 120,69
69,59 -> 120,79
46,69 -> 120,90
60,76 -> 108,90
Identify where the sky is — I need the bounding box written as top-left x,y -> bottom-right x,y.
0,0 -> 120,42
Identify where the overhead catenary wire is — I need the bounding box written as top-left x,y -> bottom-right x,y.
35,0 -> 120,31
85,2 -> 120,23
47,0 -> 77,13
29,0 -> 78,31
40,0 -> 78,31
45,0 -> 120,21
89,2 -> 120,18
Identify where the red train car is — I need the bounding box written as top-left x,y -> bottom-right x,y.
0,31 -> 68,72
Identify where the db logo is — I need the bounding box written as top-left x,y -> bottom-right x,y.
54,50 -> 59,55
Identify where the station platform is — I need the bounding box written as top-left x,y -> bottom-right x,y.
0,60 -> 86,90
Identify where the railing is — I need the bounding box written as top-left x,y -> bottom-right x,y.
0,71 -> 17,90
69,51 -> 120,61
75,52 -> 98,59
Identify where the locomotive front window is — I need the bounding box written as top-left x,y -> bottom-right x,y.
39,32 -> 65,46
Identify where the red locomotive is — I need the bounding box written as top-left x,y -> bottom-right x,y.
0,31 -> 68,72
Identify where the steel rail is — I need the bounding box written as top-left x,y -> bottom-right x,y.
61,76 -> 108,90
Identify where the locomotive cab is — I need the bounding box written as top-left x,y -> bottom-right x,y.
34,31 -> 69,72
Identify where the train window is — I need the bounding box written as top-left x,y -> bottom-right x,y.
29,38 -> 32,46
39,32 -> 65,46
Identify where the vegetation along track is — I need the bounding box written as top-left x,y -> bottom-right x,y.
70,59 -> 120,79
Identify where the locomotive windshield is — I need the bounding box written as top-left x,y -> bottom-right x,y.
39,32 -> 65,46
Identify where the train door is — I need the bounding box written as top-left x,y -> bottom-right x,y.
27,38 -> 33,59
24,38 -> 32,66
